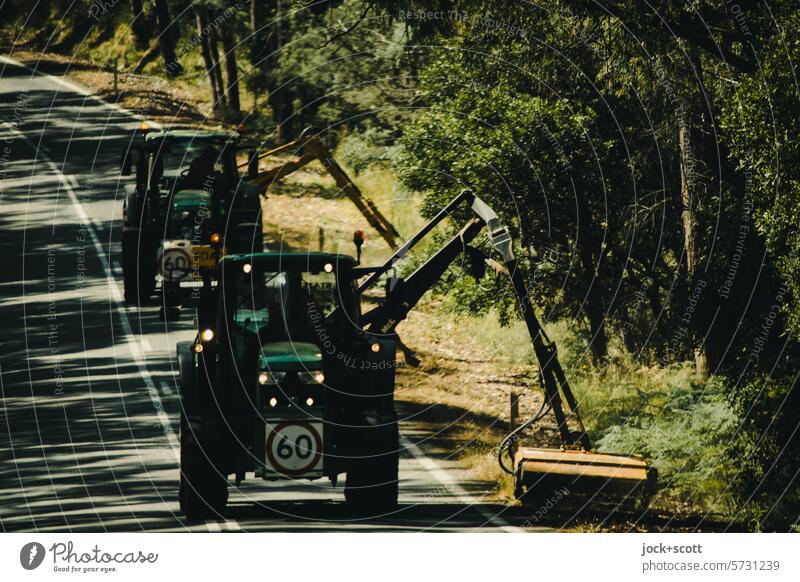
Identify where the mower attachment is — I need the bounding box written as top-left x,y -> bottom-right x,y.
514,447 -> 656,507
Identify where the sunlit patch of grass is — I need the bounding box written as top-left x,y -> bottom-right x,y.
466,446 -> 516,500
570,358 -> 738,516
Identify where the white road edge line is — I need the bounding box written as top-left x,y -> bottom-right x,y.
0,56 -> 217,529
205,520 -> 241,532
400,436 -> 520,533
3,120 -> 193,517
3,127 -> 181,458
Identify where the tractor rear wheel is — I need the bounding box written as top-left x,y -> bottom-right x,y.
179,413 -> 229,520
177,343 -> 228,520
345,449 -> 399,513
122,234 -> 155,305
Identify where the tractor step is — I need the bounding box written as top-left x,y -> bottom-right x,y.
513,447 -> 656,508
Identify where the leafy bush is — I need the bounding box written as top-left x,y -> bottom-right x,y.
338,127 -> 401,175
578,364 -> 738,515
727,374 -> 800,530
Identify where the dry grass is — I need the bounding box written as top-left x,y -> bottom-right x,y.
259,156 -> 419,266
6,48 -> 220,127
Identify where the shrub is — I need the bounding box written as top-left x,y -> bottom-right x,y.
580,364 -> 738,515
728,374 -> 800,530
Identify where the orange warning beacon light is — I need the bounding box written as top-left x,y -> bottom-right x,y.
353,230 -> 365,264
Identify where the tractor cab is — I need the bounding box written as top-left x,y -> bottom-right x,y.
121,126 -> 263,307
157,190 -> 223,311
122,128 -> 240,196
150,131 -> 238,197
208,253 -> 363,375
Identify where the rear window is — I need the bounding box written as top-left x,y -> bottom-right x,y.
232,269 -> 337,338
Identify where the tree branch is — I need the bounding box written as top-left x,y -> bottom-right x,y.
319,4 -> 370,48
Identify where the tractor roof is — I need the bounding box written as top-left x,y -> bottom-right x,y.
221,252 -> 356,268
144,129 -> 238,143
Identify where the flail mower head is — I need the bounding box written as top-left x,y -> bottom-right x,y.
513,446 -> 657,511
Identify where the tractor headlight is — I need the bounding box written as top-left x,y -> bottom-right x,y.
200,328 -> 214,342
298,370 -> 325,384
258,371 -> 286,385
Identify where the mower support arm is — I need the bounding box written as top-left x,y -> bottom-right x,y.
360,189 -> 590,450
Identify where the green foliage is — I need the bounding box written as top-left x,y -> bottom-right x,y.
338,127 -> 401,174
247,0 -> 419,144
594,370 -> 737,514
721,7 -> 800,336
727,374 -> 800,530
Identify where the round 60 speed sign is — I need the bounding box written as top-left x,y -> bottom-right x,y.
157,246 -> 192,281
265,421 -> 323,474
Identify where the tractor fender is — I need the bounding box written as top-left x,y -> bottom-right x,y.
123,184 -> 138,228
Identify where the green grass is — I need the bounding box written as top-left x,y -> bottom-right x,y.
569,356 -> 738,515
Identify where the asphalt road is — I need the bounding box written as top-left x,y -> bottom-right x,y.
0,56 -> 536,533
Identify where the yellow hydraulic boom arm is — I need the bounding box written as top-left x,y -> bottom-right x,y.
241,128 -> 402,251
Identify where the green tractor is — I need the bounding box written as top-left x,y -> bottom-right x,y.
179,251 -> 400,518
120,125 -> 263,311
177,189 -> 655,520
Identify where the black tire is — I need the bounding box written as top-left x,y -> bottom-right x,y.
177,344 -> 228,520
179,413 -> 229,520
122,234 -> 156,305
345,448 -> 399,513
161,306 -> 181,321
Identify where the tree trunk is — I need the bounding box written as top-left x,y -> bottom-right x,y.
576,194 -> 608,363
250,0 -> 259,33
129,0 -> 151,51
263,0 -> 294,142
132,42 -> 161,74
196,10 -> 222,111
208,24 -> 227,111
678,116 -> 709,377
268,92 -> 294,143
585,296 -> 609,364
153,0 -> 182,77
220,22 -> 241,121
